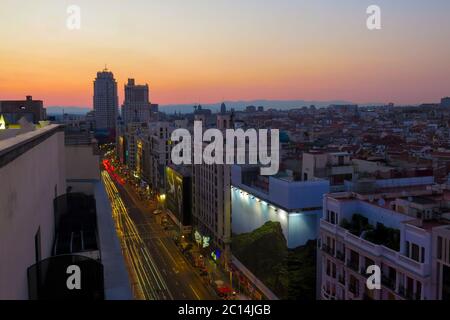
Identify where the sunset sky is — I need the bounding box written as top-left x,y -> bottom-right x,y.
1,0 -> 450,107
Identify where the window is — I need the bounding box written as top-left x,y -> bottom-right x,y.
416,281 -> 422,300
326,259 -> 331,276
34,227 -> 41,263
437,236 -> 442,260
349,275 -> 359,296
411,244 -> 420,262
330,211 -> 336,224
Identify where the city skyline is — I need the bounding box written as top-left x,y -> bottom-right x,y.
3,0 -> 450,306
1,0 -> 450,108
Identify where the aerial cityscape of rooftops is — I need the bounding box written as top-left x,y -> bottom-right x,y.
1,1 -> 450,305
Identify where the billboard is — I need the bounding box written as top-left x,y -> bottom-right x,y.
165,166 -> 191,226
231,186 -> 319,300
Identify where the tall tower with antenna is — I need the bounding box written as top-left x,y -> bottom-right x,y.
93,68 -> 119,136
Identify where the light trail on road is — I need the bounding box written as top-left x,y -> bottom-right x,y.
102,170 -> 173,300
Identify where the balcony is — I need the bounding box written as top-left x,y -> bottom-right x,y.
320,219 -> 430,277
339,214 -> 400,251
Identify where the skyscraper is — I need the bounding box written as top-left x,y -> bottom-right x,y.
122,78 -> 152,125
93,69 -> 118,135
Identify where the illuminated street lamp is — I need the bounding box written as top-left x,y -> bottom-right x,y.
157,193 -> 166,210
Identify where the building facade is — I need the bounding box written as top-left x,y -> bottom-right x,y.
0,123 -> 131,299
318,177 -> 450,300
191,116 -> 233,268
121,78 -> 153,125
0,95 -> 46,124
231,164 -> 329,299
302,151 -> 354,192
93,69 -> 119,135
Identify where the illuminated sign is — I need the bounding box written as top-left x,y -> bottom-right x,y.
211,249 -> 221,261
194,230 -> 210,248
202,236 -> 210,248
165,166 -> 183,219
0,114 -> 6,130
194,231 -> 202,245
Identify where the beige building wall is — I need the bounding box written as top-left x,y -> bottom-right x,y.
65,144 -> 100,181
0,126 -> 66,299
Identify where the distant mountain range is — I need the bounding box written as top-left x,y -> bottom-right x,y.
159,99 -> 357,114
46,106 -> 91,115
46,99 -> 386,115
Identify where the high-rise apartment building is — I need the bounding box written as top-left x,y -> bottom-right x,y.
147,122 -> 174,193
123,122 -> 149,174
132,121 -> 174,193
191,117 -> 232,268
318,176 -> 450,300
93,69 -> 119,134
122,79 -> 153,125
192,160 -> 231,266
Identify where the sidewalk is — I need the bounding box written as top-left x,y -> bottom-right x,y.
175,235 -> 251,300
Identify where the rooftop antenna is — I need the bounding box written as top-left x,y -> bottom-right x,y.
104,64 -> 108,72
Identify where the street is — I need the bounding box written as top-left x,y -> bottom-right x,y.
101,170 -> 217,300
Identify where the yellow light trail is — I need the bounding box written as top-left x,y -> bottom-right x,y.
101,170 -> 173,300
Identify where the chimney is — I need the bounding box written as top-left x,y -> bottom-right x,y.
26,95 -> 32,101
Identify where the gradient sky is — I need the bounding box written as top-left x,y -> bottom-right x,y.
1,0 -> 450,107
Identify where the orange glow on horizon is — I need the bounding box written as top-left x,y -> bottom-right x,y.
1,1 -> 450,107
